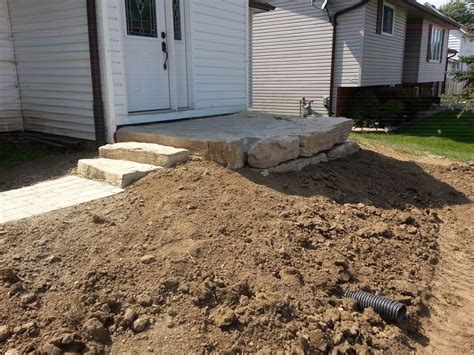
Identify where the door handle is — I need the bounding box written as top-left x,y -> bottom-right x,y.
161,32 -> 168,71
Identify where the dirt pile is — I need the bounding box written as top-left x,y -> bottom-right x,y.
0,149 -> 471,354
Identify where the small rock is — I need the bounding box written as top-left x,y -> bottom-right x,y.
137,294 -> 153,307
140,255 -> 156,265
122,309 -> 138,327
308,329 -> 328,352
132,318 -> 150,333
4,350 -> 19,355
41,343 -> 62,355
213,308 -> 238,328
83,318 -> 109,344
21,293 -> 36,304
0,325 -> 11,342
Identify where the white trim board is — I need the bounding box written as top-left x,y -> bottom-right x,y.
117,106 -> 247,126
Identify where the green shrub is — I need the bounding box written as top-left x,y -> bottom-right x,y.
379,100 -> 406,126
349,90 -> 381,127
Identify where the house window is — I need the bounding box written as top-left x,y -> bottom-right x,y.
382,3 -> 395,35
428,26 -> 443,62
125,0 -> 158,38
173,0 -> 182,40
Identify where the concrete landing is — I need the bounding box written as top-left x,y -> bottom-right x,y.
78,158 -> 161,188
117,113 -> 353,169
99,142 -> 190,168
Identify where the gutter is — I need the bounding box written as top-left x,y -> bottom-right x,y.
86,0 -> 106,144
328,0 -> 369,116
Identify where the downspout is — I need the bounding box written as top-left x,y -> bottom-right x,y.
86,0 -> 106,144
328,0 -> 369,116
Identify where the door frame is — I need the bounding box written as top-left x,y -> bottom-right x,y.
118,0 -> 194,115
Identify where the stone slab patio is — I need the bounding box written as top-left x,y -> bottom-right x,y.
0,176 -> 123,224
117,113 -> 353,169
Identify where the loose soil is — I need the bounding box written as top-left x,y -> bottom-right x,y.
0,147 -> 472,354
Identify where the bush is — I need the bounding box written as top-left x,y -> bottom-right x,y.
379,100 -> 406,126
349,90 -> 381,127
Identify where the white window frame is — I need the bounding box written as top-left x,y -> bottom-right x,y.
381,2 -> 395,36
429,25 -> 443,63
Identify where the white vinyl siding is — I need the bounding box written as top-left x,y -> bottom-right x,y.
8,0 -> 95,140
192,0 -> 248,111
251,0 -> 334,115
107,0 -> 248,125
360,0 -> 406,86
0,0 -> 22,132
332,5 -> 364,113
418,19 -> 448,83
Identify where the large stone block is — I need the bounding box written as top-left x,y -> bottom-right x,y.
327,140 -> 360,161
207,140 -> 246,169
99,142 -> 190,168
247,136 -> 300,169
78,159 -> 160,188
298,119 -> 353,157
261,153 -> 328,174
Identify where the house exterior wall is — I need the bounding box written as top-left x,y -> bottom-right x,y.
360,0 -> 407,86
449,29 -> 474,68
8,0 -> 95,140
332,5 -> 364,114
403,18 -> 423,83
418,18 -> 449,83
251,0 -> 334,115
0,0 -> 22,132
106,0 -> 248,126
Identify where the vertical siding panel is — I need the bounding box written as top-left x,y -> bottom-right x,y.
8,0 -> 95,140
403,18 -> 423,83
360,0 -> 406,86
0,0 -> 22,132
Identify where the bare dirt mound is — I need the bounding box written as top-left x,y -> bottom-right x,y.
420,203 -> 474,354
0,149 -> 471,354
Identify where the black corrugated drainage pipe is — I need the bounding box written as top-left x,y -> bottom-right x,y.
86,0 -> 107,144
328,0 -> 369,116
345,290 -> 407,322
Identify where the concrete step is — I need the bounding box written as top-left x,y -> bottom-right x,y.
77,158 -> 160,188
99,142 -> 190,168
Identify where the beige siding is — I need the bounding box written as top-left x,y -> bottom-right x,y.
360,0 -> 407,86
332,6 -> 364,112
252,0 -> 334,115
8,0 -> 95,140
0,0 -> 22,132
418,19 -> 449,83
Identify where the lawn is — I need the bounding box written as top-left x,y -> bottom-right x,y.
350,110 -> 474,163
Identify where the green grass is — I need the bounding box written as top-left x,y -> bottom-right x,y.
350,110 -> 474,163
0,140 -> 60,169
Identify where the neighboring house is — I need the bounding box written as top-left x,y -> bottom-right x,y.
251,0 -> 459,117
0,0 -> 271,142
446,28 -> 474,94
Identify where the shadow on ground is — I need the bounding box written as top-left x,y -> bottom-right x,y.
241,149 -> 470,210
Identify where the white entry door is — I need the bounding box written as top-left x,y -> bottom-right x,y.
123,0 -> 170,112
